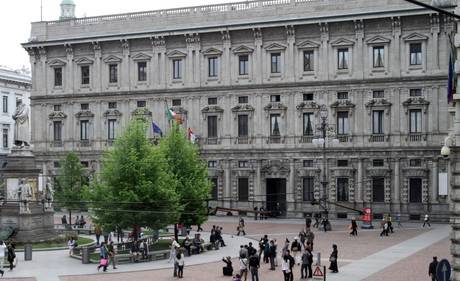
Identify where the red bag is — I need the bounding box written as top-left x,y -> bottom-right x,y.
100,258 -> 108,266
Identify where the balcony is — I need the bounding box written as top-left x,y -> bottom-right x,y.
300,135 -> 314,143
236,137 -> 249,144
337,135 -> 349,143
106,139 -> 115,146
268,136 -> 282,144
206,137 -> 219,145
52,140 -> 62,147
370,134 -> 385,143
408,133 -> 423,142
80,140 -> 91,147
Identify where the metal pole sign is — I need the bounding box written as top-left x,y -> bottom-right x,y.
436,259 -> 451,281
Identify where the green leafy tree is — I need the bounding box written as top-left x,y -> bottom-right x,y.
159,124 -> 211,231
55,152 -> 86,226
86,120 -> 180,232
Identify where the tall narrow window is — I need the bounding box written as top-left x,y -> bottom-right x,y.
208,57 -> 218,77
238,177 -> 249,202
80,120 -> 89,141
303,113 -> 314,136
409,43 -> 422,65
54,67 -> 63,87
238,114 -> 249,137
337,111 -> 349,135
302,177 -> 314,201
373,46 -> 384,68
2,128 -> 8,149
108,119 -> 116,140
372,110 -> 384,134
2,96 -> 7,113
409,178 -> 422,203
337,48 -> 349,70
137,61 -> 147,81
372,177 -> 385,202
409,109 -> 422,133
239,55 -> 248,75
271,53 -> 281,73
270,114 -> 281,136
81,66 -> 90,85
337,177 -> 349,202
53,121 -> 62,141
210,178 -> 218,200
109,64 -> 118,83
207,116 -> 218,138
303,50 -> 314,71
173,59 -> 182,79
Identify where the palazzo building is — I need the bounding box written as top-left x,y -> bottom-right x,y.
23,0 -> 457,219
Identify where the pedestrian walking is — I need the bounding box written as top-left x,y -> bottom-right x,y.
94,224 -> 102,246
67,237 -> 76,256
387,215 -> 394,233
281,254 -> 292,281
428,256 -> 438,281
61,215 -> 67,225
107,241 -> 117,269
300,248 -> 313,279
0,241 -> 5,277
97,242 -> 108,272
423,214 -> 431,227
313,213 -> 320,228
254,206 -> 258,221
396,213 -> 402,228
283,250 -> 295,281
269,240 -> 276,270
350,217 -> 358,236
239,255 -> 248,281
322,218 -> 328,232
328,244 -> 338,273
116,225 -> 124,243
290,237 -> 301,265
305,230 -> 315,251
6,244 -> 15,271
380,220 -> 389,237
175,248 -> 185,278
249,253 -> 260,281
196,224 -> 204,232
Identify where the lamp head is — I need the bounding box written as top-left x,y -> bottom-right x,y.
441,145 -> 450,158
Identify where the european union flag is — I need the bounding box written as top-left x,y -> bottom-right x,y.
152,122 -> 163,136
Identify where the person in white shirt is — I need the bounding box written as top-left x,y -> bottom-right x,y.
0,241 -> 5,277
281,255 -> 291,281
239,255 -> 248,281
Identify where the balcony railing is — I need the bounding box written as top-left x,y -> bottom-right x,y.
237,137 -> 249,144
300,135 -> 314,143
52,140 -> 62,147
268,136 -> 282,144
80,140 -> 91,147
370,134 -> 385,143
206,137 -> 219,145
337,135 -> 349,143
409,133 -> 423,142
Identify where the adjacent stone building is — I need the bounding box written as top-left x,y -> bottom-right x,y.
23,0 -> 456,219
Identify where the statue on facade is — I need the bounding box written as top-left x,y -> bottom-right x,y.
17,178 -> 31,213
12,99 -> 30,147
44,177 -> 54,210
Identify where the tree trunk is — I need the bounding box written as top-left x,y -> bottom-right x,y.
69,209 -> 72,226
174,223 -> 179,242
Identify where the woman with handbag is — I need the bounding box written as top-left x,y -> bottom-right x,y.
97,242 -> 109,272
328,244 -> 338,273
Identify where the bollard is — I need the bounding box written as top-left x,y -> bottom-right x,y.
24,244 -> 32,261
82,247 -> 90,264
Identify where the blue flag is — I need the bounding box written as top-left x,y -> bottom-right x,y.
152,122 -> 163,136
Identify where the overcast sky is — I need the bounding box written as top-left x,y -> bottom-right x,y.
0,0 -> 240,70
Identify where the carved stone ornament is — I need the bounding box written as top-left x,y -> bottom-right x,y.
231,104 -> 255,119
131,108 -> 152,117
185,33 -> 200,45
201,105 -> 224,114
232,45 -> 254,54
365,99 -> 392,115
402,97 -> 430,114
75,110 -> 95,119
151,36 -> 166,47
103,109 -> 122,118
261,160 -> 290,176
296,101 -> 320,117
264,102 -> 287,118
48,111 -> 67,120
330,100 -> 356,116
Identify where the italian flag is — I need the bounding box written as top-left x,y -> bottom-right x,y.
165,107 -> 176,121
188,128 -> 196,144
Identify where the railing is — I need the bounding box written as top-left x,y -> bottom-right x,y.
409,133 -> 423,142
52,140 -> 62,147
237,137 -> 249,144
206,137 -> 219,145
80,140 -> 91,147
45,0 -> 320,26
300,135 -> 314,143
268,136 -> 282,144
337,135 -> 349,143
370,134 -> 385,143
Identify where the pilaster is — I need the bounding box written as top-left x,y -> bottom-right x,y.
65,44 -> 74,93
120,39 -> 130,91
92,42 -> 102,92
185,33 -> 200,87
151,36 -> 166,89
391,17 -> 402,77
286,25 -> 295,82
319,23 -> 329,80
253,28 -> 263,84
354,20 -> 364,80
222,30 -> 231,86
38,47 -> 47,97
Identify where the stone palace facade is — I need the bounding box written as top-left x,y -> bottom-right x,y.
23,0 -> 457,219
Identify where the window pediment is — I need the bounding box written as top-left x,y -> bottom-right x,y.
331,38 -> 355,47
201,105 -> 224,114
365,35 -> 391,45
167,50 -> 187,58
296,101 -> 320,117
264,102 -> 287,118
103,109 -> 122,118
366,167 -> 391,177
261,160 -> 290,176
330,100 -> 356,109
75,57 -> 94,65
365,99 -> 392,115
402,97 -> 430,114
103,55 -> 122,63
48,111 -> 67,120
403,32 -> 429,42
132,53 -> 152,61
131,108 -> 152,117
75,110 -> 95,118
297,40 -> 320,49
232,45 -> 254,54
231,104 -> 255,113
202,47 -> 223,56
264,42 -> 287,51
48,59 -> 66,67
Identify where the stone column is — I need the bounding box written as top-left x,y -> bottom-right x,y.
121,40 -> 130,91
93,42 -> 102,92
319,23 -> 329,80
38,47 -> 47,96
391,17 -> 401,77
152,36 -> 166,89
255,160 -> 261,205
65,45 -> 74,93
430,14 -> 440,72
222,31 -> 231,86
354,20 -> 364,80
286,25 -> 295,82
223,160 -> 231,208
393,158 -> 401,213
431,159 -> 439,204
356,158 -> 363,204
253,28 -> 263,84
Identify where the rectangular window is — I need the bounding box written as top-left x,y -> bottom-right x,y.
409,159 -> 422,167
208,161 -> 217,168
2,96 -> 7,113
137,62 -> 147,81
270,114 -> 281,136
303,93 -> 314,101
208,57 -> 218,77
303,50 -> 314,71
409,178 -> 422,203
238,161 -> 249,168
81,66 -> 90,85
373,90 -> 384,99
238,96 -> 248,104
337,92 -> 348,100
108,119 -> 116,140
109,64 -> 118,83
238,114 -> 249,137
53,121 -> 62,141
172,99 -> 181,106
271,53 -> 281,73
81,161 -> 89,168
210,177 -> 218,200
207,116 -> 218,138
270,95 -> 280,102
54,67 -> 63,87
410,89 -> 422,97
2,129 -> 8,149
337,111 -> 349,135
337,48 -> 349,70
173,59 -> 182,79
53,162 -> 60,168
80,103 -> 89,110
337,160 -> 348,167
409,43 -> 422,65
239,55 -> 249,75
208,98 -> 217,105
409,109 -> 422,133
137,100 -> 146,108
372,177 -> 385,202
337,177 -> 349,202
108,102 -> 117,109
53,104 -> 61,111
303,160 -> 313,167
373,159 -> 384,167
373,46 -> 385,68
238,177 -> 249,202
302,177 -> 314,201
372,110 -> 384,134
303,113 -> 314,136
80,120 -> 89,141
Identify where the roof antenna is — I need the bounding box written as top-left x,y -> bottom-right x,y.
40,0 -> 43,21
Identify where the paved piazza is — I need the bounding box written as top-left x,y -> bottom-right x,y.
0,216 -> 450,281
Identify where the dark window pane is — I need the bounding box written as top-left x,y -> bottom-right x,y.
270,114 -> 281,136
238,177 -> 249,201
303,177 -> 314,201
137,100 -> 146,108
54,67 -> 62,86
109,64 -> 118,83
270,95 -> 280,102
137,62 -> 147,81
173,59 -> 182,79
303,113 -> 314,136
373,46 -> 384,68
2,96 -> 7,113
337,177 -> 349,202
238,115 -> 248,137
80,120 -> 89,140
303,50 -> 314,71
337,48 -> 349,69
81,66 -> 90,85
239,55 -> 248,75
208,98 -> 217,105
271,53 -> 281,73
238,96 -> 248,104
410,43 -> 422,65
108,102 -> 117,109
53,121 -> 62,141
373,90 -> 384,98
210,177 -> 218,200
303,93 -> 314,101
409,178 -> 422,203
372,177 -> 385,202
207,116 -> 218,138
208,57 -> 218,77
172,99 -> 181,106
372,110 -> 384,134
